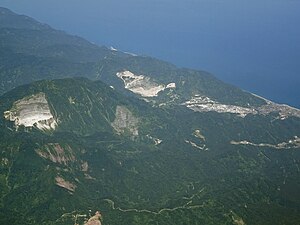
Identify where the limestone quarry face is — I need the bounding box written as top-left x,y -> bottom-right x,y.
183,95 -> 256,117
116,71 -> 175,97
111,105 -> 139,136
183,94 -> 300,119
4,92 -> 57,131
231,136 -> 300,150
166,82 -> 176,89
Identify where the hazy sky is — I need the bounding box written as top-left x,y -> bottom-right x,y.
1,0 -> 300,107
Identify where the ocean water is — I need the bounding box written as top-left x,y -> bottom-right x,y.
1,0 -> 300,107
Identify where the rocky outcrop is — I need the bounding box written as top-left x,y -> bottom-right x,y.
111,106 -> 139,136
193,129 -> 206,141
146,134 -> 162,145
84,211 -> 102,225
81,161 -> 89,172
4,92 -> 57,131
55,176 -> 76,192
36,143 -> 75,165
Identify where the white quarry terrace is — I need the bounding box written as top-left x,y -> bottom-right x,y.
116,70 -> 176,97
231,136 -> 300,149
183,94 -> 300,119
4,92 -> 57,131
183,95 -> 256,117
110,46 -> 118,51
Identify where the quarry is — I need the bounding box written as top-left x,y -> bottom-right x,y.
4,92 -> 57,131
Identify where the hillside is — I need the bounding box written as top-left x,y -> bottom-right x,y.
0,7 -> 265,108
0,77 -> 300,225
0,7 -> 300,225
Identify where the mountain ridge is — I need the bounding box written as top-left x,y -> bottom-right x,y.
1,76 -> 300,225
0,7 -> 268,108
0,7 -> 299,225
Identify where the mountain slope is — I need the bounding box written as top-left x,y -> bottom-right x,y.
0,7 -> 265,109
0,7 -> 128,95
0,7 -> 125,63
0,78 -> 299,225
0,7 -> 300,225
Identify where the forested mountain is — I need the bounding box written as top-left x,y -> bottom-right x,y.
0,7 -> 299,225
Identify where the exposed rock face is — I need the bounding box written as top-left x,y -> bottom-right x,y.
231,136 -> 300,149
84,211 -> 102,225
35,143 -> 75,165
1,158 -> 9,166
81,161 -> 89,172
111,106 -> 139,136
146,135 -> 162,145
55,176 -> 76,192
193,129 -> 206,141
116,71 -> 175,97
183,94 -> 300,119
4,92 -> 57,130
230,211 -> 246,225
183,95 -> 256,117
166,82 -> 176,89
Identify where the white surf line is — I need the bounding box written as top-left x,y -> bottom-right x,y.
104,188 -> 205,215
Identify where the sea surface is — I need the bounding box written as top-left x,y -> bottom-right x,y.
2,0 -> 300,107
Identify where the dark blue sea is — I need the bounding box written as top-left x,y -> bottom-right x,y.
2,0 -> 300,107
